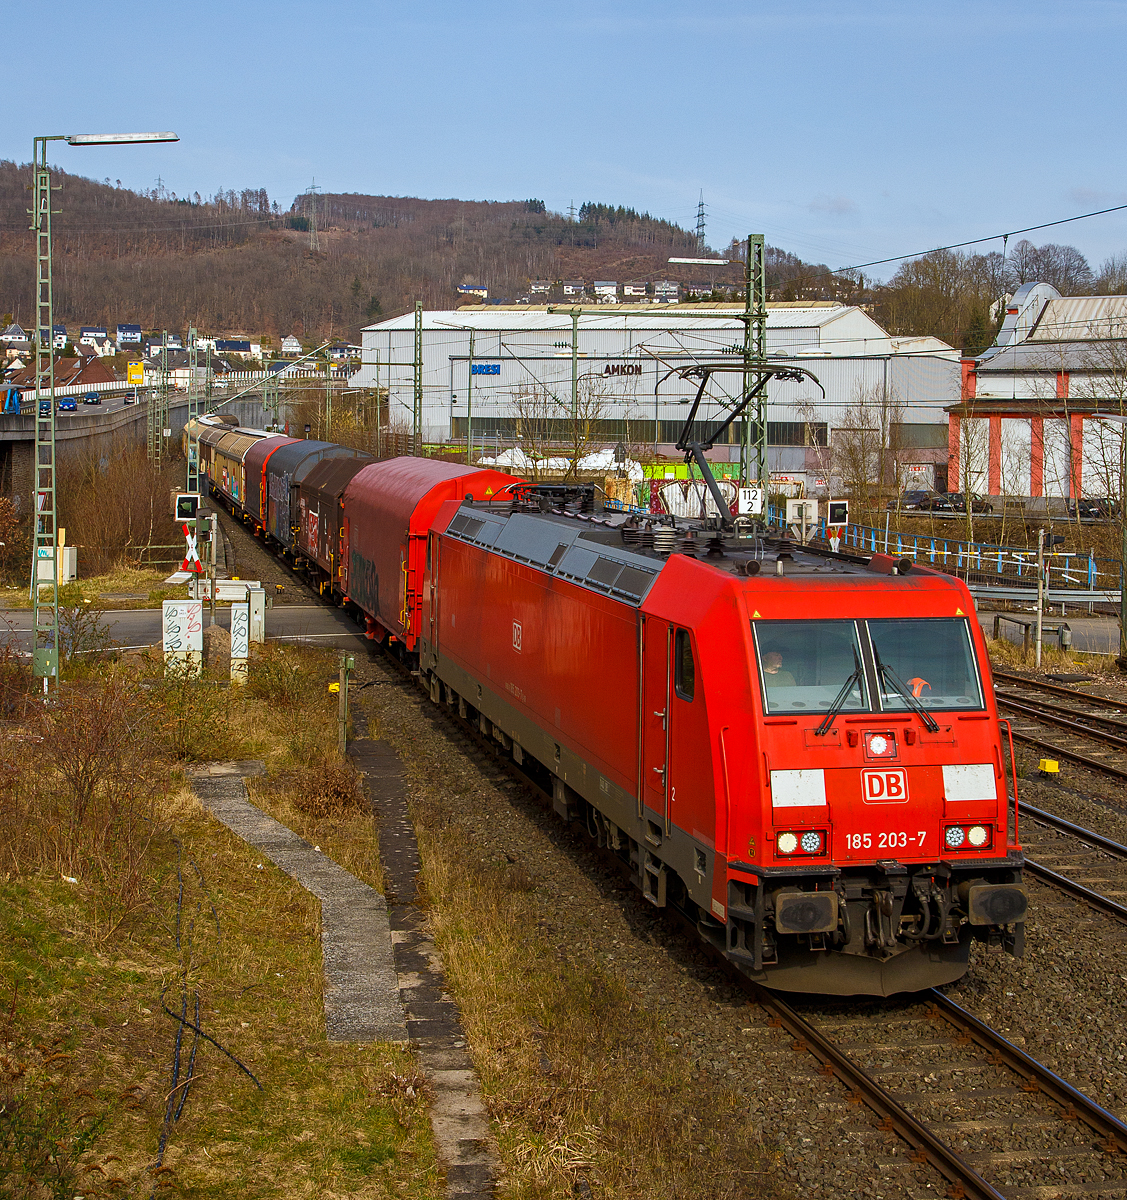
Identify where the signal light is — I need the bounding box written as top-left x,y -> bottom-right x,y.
776,830 -> 827,857
944,824 -> 992,852
174,492 -> 200,521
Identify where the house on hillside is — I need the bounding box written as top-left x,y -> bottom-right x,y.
52,325 -> 68,349
457,284 -> 488,300
327,344 -> 360,362
622,282 -> 648,299
950,282 -> 1127,502
79,327 -> 113,356
561,281 -> 584,299
652,281 -> 680,304
281,334 -> 302,356
0,324 -> 27,345
115,323 -> 142,348
144,333 -> 184,356
594,281 -> 618,304
528,281 -> 551,296
8,355 -> 117,392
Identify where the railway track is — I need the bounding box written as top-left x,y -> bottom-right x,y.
756,984 -> 1127,1200
414,673 -> 1127,1198
993,670 -> 1127,782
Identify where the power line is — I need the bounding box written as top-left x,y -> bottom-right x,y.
829,201 -> 1127,278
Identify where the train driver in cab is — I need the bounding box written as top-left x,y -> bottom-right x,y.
762,650 -> 796,688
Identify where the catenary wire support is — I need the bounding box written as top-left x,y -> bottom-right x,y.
413,301 -> 423,455
742,234 -> 768,488
186,326 -> 200,493
29,136 -> 64,689
27,128 -> 178,692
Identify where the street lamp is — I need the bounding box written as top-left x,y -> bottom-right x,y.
30,131 -> 178,691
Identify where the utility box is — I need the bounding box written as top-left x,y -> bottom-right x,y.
58,545 -> 77,584
248,587 -> 266,644
786,499 -> 817,524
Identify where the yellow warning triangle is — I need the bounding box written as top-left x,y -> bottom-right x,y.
485,487 -> 494,496
955,607 -> 964,615
752,610 -> 762,619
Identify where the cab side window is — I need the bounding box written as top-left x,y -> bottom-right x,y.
674,629 -> 695,701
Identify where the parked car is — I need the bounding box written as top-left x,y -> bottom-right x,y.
123,390 -> 137,405
82,391 -> 101,405
57,397 -> 77,412
38,399 -> 50,416
948,492 -> 995,514
887,489 -> 947,511
1068,497 -> 1119,520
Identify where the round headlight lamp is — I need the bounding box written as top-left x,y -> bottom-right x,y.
967,825 -> 989,847
800,831 -> 823,854
944,825 -> 966,849
777,832 -> 799,854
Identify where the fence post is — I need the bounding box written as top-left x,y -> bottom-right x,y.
993,614 -> 1000,639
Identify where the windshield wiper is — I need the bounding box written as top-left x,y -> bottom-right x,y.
874,651 -> 940,732
815,647 -> 864,737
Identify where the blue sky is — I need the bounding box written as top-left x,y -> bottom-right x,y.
5,0 -> 1127,279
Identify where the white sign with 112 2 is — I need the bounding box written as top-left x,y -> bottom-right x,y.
738,487 -> 764,515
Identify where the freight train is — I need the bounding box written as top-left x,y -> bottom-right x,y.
186,415 -> 1028,996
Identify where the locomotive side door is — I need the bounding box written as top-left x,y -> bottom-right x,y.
641,617 -> 673,831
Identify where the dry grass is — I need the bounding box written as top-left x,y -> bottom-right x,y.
248,765 -> 384,892
0,565 -> 186,612
411,811 -> 777,1199
985,635 -> 1117,676
0,646 -> 432,1199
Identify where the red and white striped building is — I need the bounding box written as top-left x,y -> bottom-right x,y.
949,283 -> 1127,500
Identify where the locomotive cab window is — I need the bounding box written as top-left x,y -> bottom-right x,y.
867,618 -> 984,711
753,620 -> 869,715
674,629 -> 695,701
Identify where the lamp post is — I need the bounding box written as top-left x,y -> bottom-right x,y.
30,131 -> 177,692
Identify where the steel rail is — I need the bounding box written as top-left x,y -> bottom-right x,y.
993,669 -> 1127,711
746,982 -> 1007,1200
997,689 -> 1127,737
1005,725 -> 1127,780
927,989 -> 1127,1154
1023,802 -> 1127,858
1025,860 -> 1127,922
995,694 -> 1127,751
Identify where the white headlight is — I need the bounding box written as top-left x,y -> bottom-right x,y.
777,832 -> 799,854
800,831 -> 823,853
968,825 -> 989,847
945,825 -> 966,849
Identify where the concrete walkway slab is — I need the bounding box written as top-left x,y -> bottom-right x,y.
189,762 -> 407,1044
351,728 -> 499,1199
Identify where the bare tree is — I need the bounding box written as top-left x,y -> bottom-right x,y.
823,382 -> 907,526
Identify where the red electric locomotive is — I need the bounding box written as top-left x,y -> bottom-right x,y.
328,450 -> 1025,997
406,492 -> 1026,995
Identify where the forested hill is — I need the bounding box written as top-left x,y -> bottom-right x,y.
4,160 -> 1107,353
0,164 -> 727,340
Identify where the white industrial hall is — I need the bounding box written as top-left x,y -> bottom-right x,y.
349,303 -> 960,491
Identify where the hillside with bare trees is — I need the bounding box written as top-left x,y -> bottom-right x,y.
2,160 -> 1123,352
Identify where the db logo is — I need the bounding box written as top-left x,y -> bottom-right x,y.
512,621 -> 522,652
861,768 -> 909,804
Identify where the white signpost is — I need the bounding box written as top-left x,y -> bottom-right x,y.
738,486 -> 764,515
162,599 -> 203,677
230,602 -> 250,685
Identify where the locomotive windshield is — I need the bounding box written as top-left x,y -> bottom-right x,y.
868,618 -> 984,711
752,617 -> 985,714
753,620 -> 868,715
